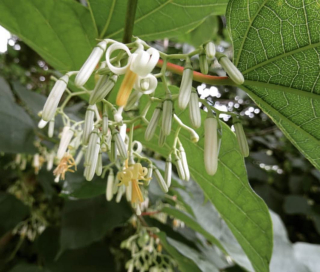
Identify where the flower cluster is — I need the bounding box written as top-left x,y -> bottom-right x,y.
37,38 -> 248,212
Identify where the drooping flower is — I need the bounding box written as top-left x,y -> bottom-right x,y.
53,153 -> 76,182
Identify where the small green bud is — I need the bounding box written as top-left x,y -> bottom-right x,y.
205,42 -> 216,60
233,120 -> 249,157
204,114 -> 219,175
218,55 -> 244,85
145,103 -> 162,141
161,97 -> 173,136
165,155 -> 172,187
178,59 -> 193,110
189,89 -> 201,129
199,53 -> 208,74
82,105 -> 95,145
154,168 -> 168,193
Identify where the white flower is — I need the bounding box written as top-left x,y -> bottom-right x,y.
57,126 -> 74,160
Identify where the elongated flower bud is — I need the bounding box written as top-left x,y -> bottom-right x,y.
82,105 -> 95,145
124,89 -> 142,111
112,177 -> 119,195
33,153 -> 40,174
145,103 -> 162,141
178,60 -> 193,110
218,55 -> 244,85
75,149 -> 84,165
174,153 -> 185,180
158,129 -> 166,147
102,104 -> 108,136
89,74 -> 117,105
126,181 -> 132,202
233,121 -> 249,157
161,98 -> 173,136
204,114 -> 219,175
199,53 -> 208,74
189,90 -> 201,128
205,42 -> 216,60
48,119 -> 55,138
42,75 -> 69,121
57,126 -> 74,159
154,168 -> 168,193
112,128 -> 127,161
179,145 -> 190,181
165,155 -> 172,188
109,139 -> 117,162
46,151 -> 55,171
116,185 -> 125,203
145,164 -> 153,186
106,169 -> 114,201
96,151 -> 103,176
84,129 -> 100,181
75,41 -> 107,87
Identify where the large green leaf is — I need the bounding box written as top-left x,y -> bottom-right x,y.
0,0 -> 97,71
227,1 -> 320,170
87,0 -> 228,40
135,84 -> 273,272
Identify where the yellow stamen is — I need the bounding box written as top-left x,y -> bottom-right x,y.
131,179 -> 143,204
116,69 -> 137,107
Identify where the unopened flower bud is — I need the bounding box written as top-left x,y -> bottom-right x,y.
48,119 -> 55,138
126,181 -> 132,202
75,41 -> 107,87
145,164 -> 153,186
68,132 -> 81,152
116,185 -> 125,203
33,153 -> 40,173
112,128 -> 127,161
178,59 -> 193,110
161,98 -> 173,136
145,103 -> 162,141
109,139 -> 117,162
199,53 -> 208,74
189,90 -> 201,129
82,105 -> 95,145
46,151 -> 55,171
42,75 -> 69,121
102,104 -> 108,136
89,74 -> 117,105
218,55 -> 244,85
158,129 -> 166,147
96,151 -> 103,176
84,128 -> 100,181
38,119 -> 48,129
154,168 -> 168,193
174,153 -> 185,180
204,114 -> 219,175
125,89 -> 142,111
112,177 -> 119,195
57,126 -> 74,159
179,145 -> 190,181
75,149 -> 84,165
233,120 -> 249,157
114,106 -> 124,122
106,169 -> 114,201
205,42 -> 216,60
165,155 -> 172,187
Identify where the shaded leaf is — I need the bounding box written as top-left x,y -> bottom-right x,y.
0,192 -> 30,237
284,195 -> 311,215
0,76 -> 14,102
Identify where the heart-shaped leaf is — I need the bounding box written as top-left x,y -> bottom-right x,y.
227,1 -> 320,169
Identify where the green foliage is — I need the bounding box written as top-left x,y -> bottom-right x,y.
227,0 -> 320,170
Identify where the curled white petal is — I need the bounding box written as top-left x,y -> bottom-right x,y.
105,43 -> 132,75
130,48 -> 159,77
132,141 -> 143,154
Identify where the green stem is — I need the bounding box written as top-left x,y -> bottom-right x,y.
122,0 -> 138,43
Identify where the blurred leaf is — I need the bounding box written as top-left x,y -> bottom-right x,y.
284,195 -> 311,215
59,196 -> 131,252
12,80 -> 47,117
167,237 -> 220,272
0,192 -> 30,237
0,76 -> 14,102
9,264 -> 49,272
38,227 -> 115,272
250,151 -> 278,165
177,15 -> 219,47
135,84 -> 273,272
0,95 -> 36,154
157,232 -> 201,272
227,1 -> 320,170
0,0 -> 97,71
87,0 -> 228,40
293,243 -> 320,272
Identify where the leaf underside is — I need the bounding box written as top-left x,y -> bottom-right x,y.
227,0 -> 320,170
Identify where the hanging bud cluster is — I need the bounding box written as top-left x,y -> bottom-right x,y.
36,37 -> 248,214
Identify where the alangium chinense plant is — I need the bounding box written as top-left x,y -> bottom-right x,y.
37,38 -> 247,215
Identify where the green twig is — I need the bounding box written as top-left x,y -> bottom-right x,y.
122,0 -> 138,43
